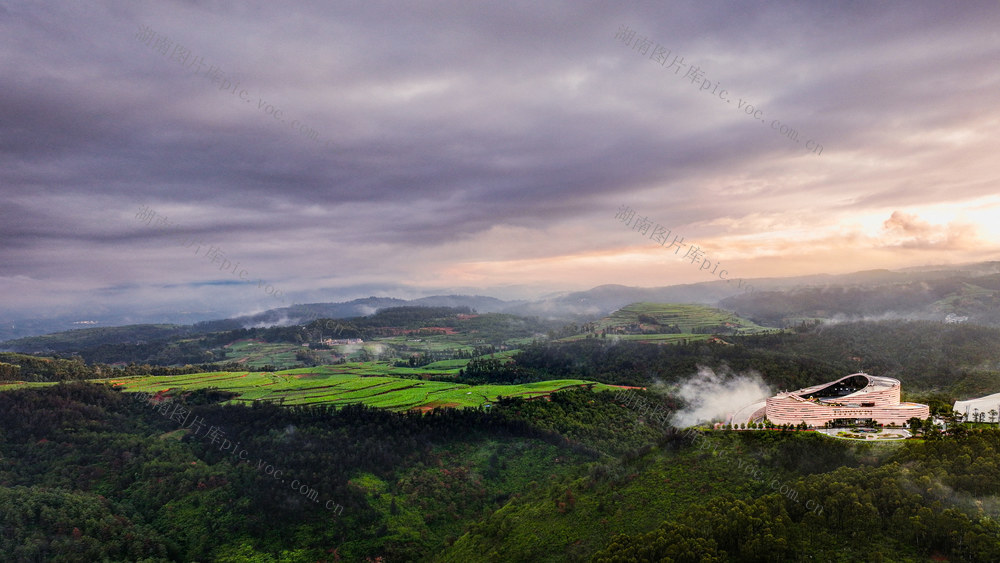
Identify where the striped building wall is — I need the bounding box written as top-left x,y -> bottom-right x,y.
764,375 -> 928,426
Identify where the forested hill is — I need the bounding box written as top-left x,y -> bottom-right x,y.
1,324 -> 194,356
0,352 -> 235,382
0,382 -> 663,561
5,381 -> 1000,561
722,271 -> 1000,327
0,306 -> 547,367
0,295 -> 514,342
587,430 -> 1000,562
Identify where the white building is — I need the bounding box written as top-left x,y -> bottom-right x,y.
953,392 -> 1000,422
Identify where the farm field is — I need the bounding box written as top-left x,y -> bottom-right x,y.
0,381 -> 56,391
221,339 -> 359,367
419,350 -> 519,370
600,302 -> 774,334
221,332 -> 524,371
560,332 -> 713,344
95,363 -> 620,411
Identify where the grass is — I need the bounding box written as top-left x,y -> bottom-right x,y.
560,333 -> 713,344
85,363 -> 621,411
0,381 -> 57,391
601,302 -> 773,334
556,303 -> 778,345
221,339 -> 342,368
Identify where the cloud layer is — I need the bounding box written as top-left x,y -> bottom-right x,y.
2,1 -> 1000,320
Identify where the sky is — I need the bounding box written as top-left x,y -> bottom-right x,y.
2,1 -> 1000,322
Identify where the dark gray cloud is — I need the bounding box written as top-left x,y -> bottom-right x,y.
2,0 -> 999,321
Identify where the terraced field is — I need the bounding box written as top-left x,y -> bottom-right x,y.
552,303 -> 779,344
0,381 -> 56,391
601,302 -> 772,333
221,339 -> 360,368
219,335 -> 523,371
95,363 -> 618,411
560,332 -> 713,344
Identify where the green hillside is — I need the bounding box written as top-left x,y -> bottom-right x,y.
603,303 -> 771,332
559,302 -> 779,343
1,307 -> 548,371
723,272 -> 1000,327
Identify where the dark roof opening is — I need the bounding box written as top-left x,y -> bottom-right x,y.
801,375 -> 869,400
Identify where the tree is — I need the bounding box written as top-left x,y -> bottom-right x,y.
942,410 -> 963,428
922,417 -> 939,439
0,362 -> 20,380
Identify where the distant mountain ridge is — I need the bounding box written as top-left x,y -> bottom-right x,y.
193,295 -> 516,332
5,261 -> 1000,345
0,296 -> 525,351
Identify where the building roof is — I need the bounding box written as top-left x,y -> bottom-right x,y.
954,392 -> 1000,415
775,373 -> 897,401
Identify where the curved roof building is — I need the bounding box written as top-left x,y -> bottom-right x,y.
765,373 -> 928,427
953,392 -> 1000,422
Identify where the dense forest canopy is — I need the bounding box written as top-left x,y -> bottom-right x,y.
4,382 -> 1000,561
4,302 -> 1000,559
722,273 -> 1000,328
3,311 -> 1000,559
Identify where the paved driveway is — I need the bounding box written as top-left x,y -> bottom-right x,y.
814,428 -> 911,440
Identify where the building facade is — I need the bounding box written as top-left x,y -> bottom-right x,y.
953,392 -> 1000,422
765,373 -> 928,427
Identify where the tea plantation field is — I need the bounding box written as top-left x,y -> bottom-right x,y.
96,363 -> 620,411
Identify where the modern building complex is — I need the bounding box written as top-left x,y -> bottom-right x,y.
763,373 -> 929,427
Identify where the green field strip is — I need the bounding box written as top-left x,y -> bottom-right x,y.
330,378 -> 405,391
261,383 -> 359,397
421,385 -> 469,401
276,366 -> 359,376
276,387 -> 387,401
418,359 -> 470,369
2,364 -> 610,413
329,383 -> 424,401
107,372 -> 237,386
0,381 -> 57,391
140,373 -> 251,386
